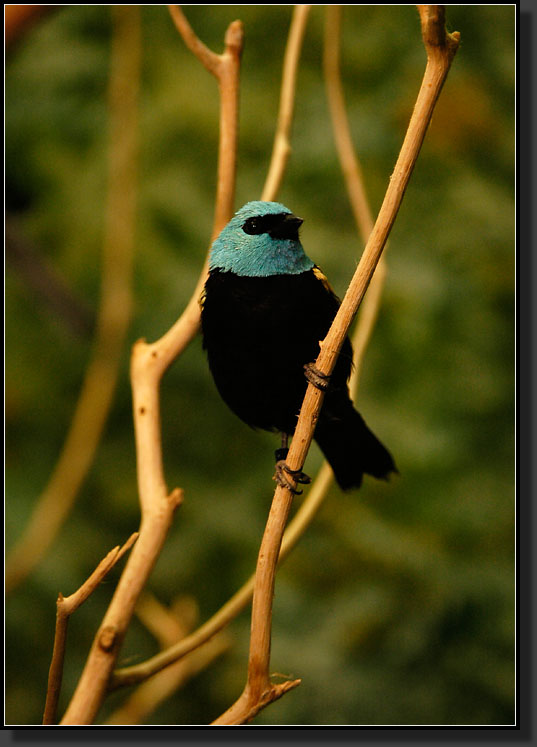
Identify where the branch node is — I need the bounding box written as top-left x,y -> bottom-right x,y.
98,626 -> 119,653
224,19 -> 244,55
168,487 -> 184,510
271,678 -> 301,699
417,4 -> 460,60
132,338 -> 149,359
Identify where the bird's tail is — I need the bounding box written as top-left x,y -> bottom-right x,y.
314,403 -> 397,491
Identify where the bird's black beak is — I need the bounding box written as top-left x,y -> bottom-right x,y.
268,213 -> 303,241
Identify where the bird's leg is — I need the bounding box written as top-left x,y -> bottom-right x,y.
273,432 -> 311,495
304,362 -> 331,391
274,432 -> 290,464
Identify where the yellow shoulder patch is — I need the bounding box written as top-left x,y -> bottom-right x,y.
199,287 -> 207,310
313,265 -> 334,295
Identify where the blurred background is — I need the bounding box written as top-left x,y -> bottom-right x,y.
5,5 -> 515,726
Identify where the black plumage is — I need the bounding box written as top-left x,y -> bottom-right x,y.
200,266 -> 396,491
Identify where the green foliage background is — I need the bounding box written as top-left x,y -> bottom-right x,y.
5,5 -> 515,726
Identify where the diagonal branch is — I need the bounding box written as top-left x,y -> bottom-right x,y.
104,594 -> 230,725
286,3 -> 460,490
168,4 -> 221,77
59,7 -> 243,725
213,4 -> 460,726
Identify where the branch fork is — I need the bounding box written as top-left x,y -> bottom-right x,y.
43,533 -> 138,725
59,7 -> 243,725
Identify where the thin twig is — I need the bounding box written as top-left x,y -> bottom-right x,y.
323,4 -> 387,392
6,3 -> 140,594
261,5 -> 311,201
42,533 -> 138,725
59,7 -> 243,726
168,5 -> 243,235
324,6 -> 373,241
213,4 -> 460,725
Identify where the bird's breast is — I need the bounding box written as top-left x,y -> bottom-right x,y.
200,268 -> 352,433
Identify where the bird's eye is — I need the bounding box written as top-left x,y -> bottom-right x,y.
242,217 -> 262,235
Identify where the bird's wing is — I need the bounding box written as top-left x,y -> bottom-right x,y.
310,265 -> 354,387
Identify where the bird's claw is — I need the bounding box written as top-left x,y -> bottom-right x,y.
273,461 -> 312,495
304,362 -> 331,391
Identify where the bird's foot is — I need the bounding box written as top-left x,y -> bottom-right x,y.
304,362 -> 331,391
273,459 -> 312,495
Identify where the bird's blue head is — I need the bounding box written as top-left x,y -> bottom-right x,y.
209,201 -> 314,277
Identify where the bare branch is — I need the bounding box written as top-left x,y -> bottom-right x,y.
214,4 -> 460,725
324,5 -> 374,242
42,533 -> 138,725
287,3 -> 460,474
417,4 -> 460,56
261,5 -> 311,202
323,4 -> 387,391
110,466 -> 328,691
168,5 -> 221,76
132,8 -> 244,385
104,595 -> 230,725
59,6 -> 243,725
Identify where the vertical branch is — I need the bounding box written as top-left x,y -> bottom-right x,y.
149,7 -> 243,373
59,7 -> 243,726
168,4 -> 241,241
213,19 -> 244,235
324,5 -> 374,241
6,3 -> 140,594
261,5 -> 311,202
42,534 -> 138,725
214,5 -> 460,725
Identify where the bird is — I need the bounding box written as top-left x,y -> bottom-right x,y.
200,200 -> 397,492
